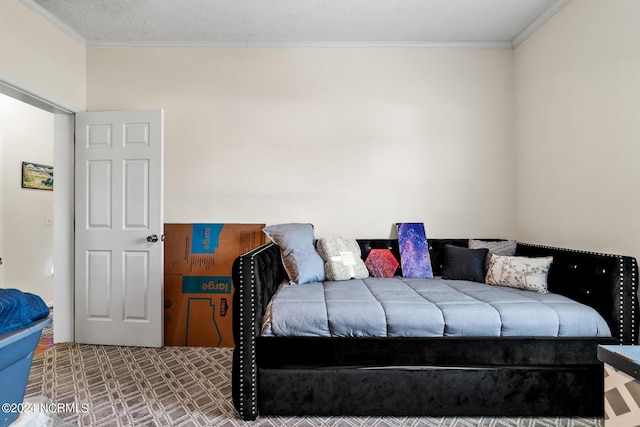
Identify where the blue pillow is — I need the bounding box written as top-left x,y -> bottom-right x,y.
263,223 -> 325,285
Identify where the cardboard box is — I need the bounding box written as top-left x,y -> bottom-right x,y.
164,223 -> 266,347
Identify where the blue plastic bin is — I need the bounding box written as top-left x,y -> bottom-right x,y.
0,317 -> 52,427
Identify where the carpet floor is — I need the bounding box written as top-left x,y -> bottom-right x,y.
25,343 -> 603,427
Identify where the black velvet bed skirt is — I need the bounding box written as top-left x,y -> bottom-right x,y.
259,365 -> 603,416
253,335 -> 615,417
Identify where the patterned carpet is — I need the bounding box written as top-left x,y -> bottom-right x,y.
25,343 -> 604,427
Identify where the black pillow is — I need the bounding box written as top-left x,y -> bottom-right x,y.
441,244 -> 489,283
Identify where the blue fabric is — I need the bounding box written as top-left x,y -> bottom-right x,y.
263,223 -> 325,285
0,289 -> 49,335
268,277 -> 612,338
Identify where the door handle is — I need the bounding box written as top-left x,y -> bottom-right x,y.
147,234 -> 159,243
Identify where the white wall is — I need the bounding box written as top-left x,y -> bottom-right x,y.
87,47 -> 516,239
514,0 -> 640,261
0,1 -> 82,341
0,1 -> 86,110
0,93 -> 54,304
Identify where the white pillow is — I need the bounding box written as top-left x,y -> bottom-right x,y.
485,254 -> 553,293
316,237 -> 369,281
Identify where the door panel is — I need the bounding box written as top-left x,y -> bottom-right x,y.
75,110 -> 163,347
87,250 -> 111,318
87,160 -> 112,228
123,250 -> 149,320
124,159 -> 149,228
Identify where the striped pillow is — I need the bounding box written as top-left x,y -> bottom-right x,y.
468,239 -> 517,256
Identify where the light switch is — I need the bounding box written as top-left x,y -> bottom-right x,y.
45,215 -> 53,226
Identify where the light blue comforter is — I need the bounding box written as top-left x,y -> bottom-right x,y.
267,277 -> 611,337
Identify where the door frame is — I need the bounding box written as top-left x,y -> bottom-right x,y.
0,72 -> 80,343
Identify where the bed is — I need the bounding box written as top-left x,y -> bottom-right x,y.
0,289 -> 51,427
231,234 -> 638,421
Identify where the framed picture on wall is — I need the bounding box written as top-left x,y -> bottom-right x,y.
21,162 -> 54,191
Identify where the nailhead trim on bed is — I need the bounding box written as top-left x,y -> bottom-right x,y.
620,256 -> 625,343
237,242 -> 277,420
237,253 -> 245,416
630,257 -> 637,343
518,242 -> 638,345
250,253 -> 257,416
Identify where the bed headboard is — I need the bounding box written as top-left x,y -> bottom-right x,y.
357,238 -> 470,276
515,242 -> 638,347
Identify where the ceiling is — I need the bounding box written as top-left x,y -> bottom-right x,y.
23,0 -> 570,48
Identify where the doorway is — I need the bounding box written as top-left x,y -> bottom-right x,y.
0,93 -> 55,302
0,79 -> 76,343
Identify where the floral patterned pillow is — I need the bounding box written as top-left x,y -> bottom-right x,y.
485,254 -> 553,293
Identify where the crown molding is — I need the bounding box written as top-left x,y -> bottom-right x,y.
86,40 -> 513,50
511,0 -> 570,48
21,0 -> 566,51
20,0 -> 87,45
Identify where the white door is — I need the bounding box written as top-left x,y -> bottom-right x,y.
75,110 -> 164,347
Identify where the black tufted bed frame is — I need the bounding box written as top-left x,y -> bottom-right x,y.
231,239 -> 639,421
